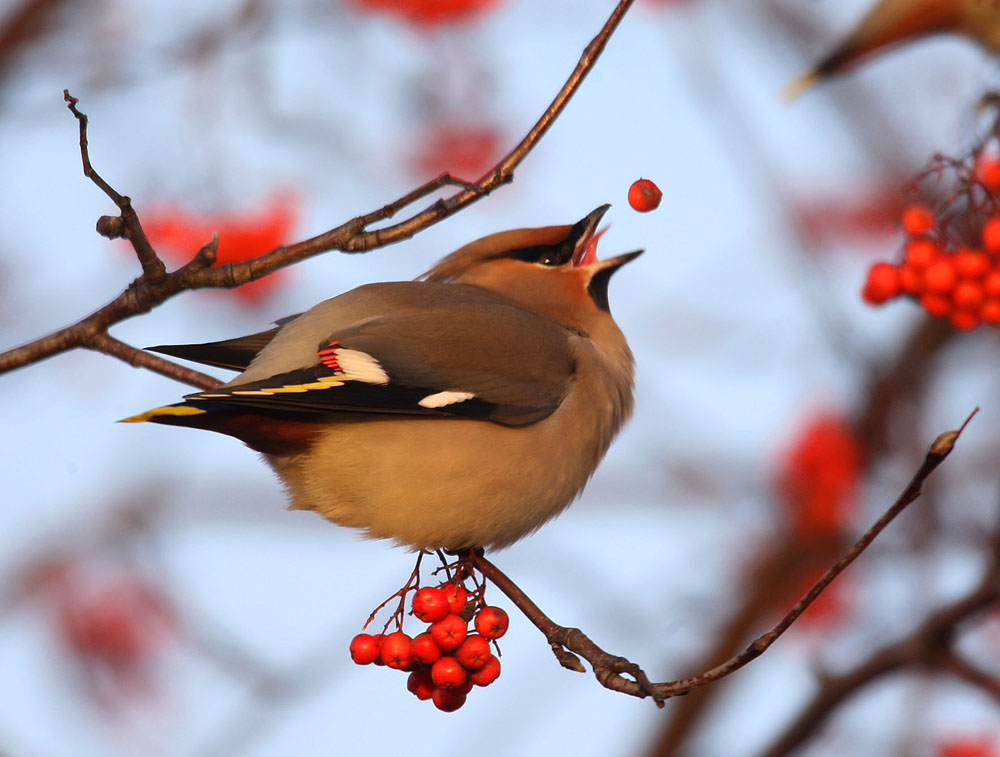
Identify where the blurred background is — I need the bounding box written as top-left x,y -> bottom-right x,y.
2,0 -> 1000,755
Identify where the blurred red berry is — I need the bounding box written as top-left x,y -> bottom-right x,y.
412,586 -> 450,623
953,281 -> 985,310
628,178 -> 662,213
412,121 -> 501,180
901,204 -> 935,235
861,262 -> 901,305
898,263 -> 922,294
474,606 -> 509,639
923,258 -> 957,294
983,217 -> 1000,253
982,299 -> 1000,325
905,239 -> 939,268
139,193 -> 298,305
350,633 -> 380,665
919,293 -> 952,318
985,270 -> 1000,297
775,411 -> 862,537
352,0 -> 503,27
429,614 -> 468,651
950,309 -> 981,331
976,156 -> 1000,191
937,734 -> 999,757
955,249 -> 990,279
469,654 -> 501,686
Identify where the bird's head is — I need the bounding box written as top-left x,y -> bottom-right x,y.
421,205 -> 642,332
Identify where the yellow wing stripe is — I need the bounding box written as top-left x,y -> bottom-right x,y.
118,405 -> 207,423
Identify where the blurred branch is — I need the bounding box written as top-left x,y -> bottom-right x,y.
0,0 -> 636,388
477,413 -> 974,706
757,556 -> 1000,757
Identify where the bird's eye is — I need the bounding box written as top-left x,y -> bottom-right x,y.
540,255 -> 558,266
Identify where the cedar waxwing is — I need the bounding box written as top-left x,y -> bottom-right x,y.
122,206 -> 641,551
785,0 -> 1000,100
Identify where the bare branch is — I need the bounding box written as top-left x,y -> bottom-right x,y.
479,413 -> 975,706
0,1 -> 635,382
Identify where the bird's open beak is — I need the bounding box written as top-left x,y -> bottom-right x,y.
572,205 -> 643,271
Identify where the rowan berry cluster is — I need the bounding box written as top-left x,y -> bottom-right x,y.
350,582 -> 507,712
861,155 -> 1000,331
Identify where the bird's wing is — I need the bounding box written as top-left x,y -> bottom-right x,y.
180,298 -> 576,427
147,327 -> 285,372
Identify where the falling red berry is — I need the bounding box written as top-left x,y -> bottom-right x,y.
628,178 -> 662,213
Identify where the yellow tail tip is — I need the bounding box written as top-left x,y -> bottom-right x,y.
118,405 -> 207,423
783,69 -> 820,103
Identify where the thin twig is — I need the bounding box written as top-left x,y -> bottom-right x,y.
0,1 -> 635,386
478,413 -> 976,706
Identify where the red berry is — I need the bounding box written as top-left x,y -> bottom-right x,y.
474,606 -> 509,639
919,293 -> 952,318
983,217 -> 1000,254
898,263 -> 922,294
861,262 -> 901,305
443,584 -> 468,615
981,299 -> 1000,325
469,654 -> 501,686
985,270 -> 1000,297
412,632 -> 442,664
904,239 -> 938,269
455,634 -> 492,670
407,668 -> 435,700
953,281 -> 985,310
431,687 -> 467,712
628,178 -> 662,213
431,655 -> 468,690
923,258 -> 957,294
950,309 -> 980,331
977,157 -> 1000,191
429,614 -> 468,651
349,633 -> 380,665
901,204 -> 934,235
955,248 -> 990,279
412,586 -> 450,624
380,631 -> 414,670
371,633 -> 386,665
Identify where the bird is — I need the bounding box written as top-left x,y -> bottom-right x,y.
785,0 -> 1000,100
121,205 -> 641,552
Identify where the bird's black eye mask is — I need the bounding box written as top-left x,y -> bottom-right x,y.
503,243 -> 573,267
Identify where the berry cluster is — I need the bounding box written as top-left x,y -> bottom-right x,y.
350,583 -> 507,712
861,155 -> 1000,331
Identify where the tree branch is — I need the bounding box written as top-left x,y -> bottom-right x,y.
0,0 -> 635,386
477,412 -> 976,707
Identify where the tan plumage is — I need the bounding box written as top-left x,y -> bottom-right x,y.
123,206 -> 641,551
786,0 -> 1000,100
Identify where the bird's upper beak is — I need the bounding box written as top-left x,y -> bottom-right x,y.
571,205 -> 644,272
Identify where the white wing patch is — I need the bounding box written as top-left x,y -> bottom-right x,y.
418,390 -> 476,409
335,348 -> 389,385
